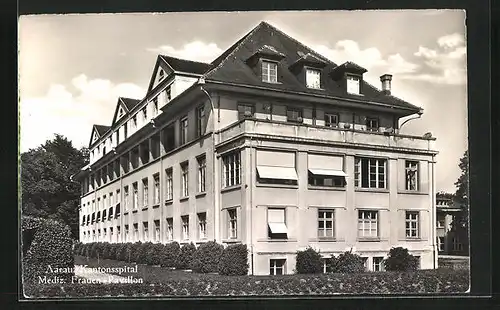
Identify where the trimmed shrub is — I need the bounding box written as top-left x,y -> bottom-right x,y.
160,242 -> 180,268
218,243 -> 249,276
176,242 -> 196,270
22,216 -> 74,287
130,242 -> 144,263
145,243 -> 165,266
117,243 -> 134,262
295,247 -> 323,274
330,251 -> 366,273
384,247 -> 419,271
191,241 -> 224,273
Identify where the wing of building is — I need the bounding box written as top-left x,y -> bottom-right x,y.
73,21 -> 439,274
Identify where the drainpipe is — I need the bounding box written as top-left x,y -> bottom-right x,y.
198,77 -> 219,241
249,135 -> 254,275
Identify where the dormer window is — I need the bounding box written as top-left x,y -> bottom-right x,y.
306,68 -> 321,89
347,75 -> 360,95
262,61 -> 278,83
142,107 -> 147,120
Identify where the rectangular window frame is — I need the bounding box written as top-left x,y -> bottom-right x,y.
222,151 -> 241,188
357,210 -> 379,239
262,60 -> 278,83
317,209 -> 335,239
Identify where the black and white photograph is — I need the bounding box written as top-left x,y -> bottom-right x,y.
19,10 -> 470,298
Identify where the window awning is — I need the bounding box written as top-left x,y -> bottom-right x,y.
308,169 -> 347,177
268,222 -> 288,234
257,166 -> 298,180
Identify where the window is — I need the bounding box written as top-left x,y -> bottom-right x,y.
222,152 -> 241,188
306,68 -> 321,89
98,229 -> 101,240
318,210 -> 334,238
437,236 -> 444,252
124,186 -> 129,211
437,214 -> 445,228
405,211 -> 420,238
162,125 -> 175,153
132,182 -> 138,209
151,134 -> 161,159
153,173 -> 160,205
140,141 -> 150,165
181,162 -> 189,197
237,104 -> 255,120
267,208 -> 287,239
308,155 -> 345,187
143,221 -> 149,241
286,107 -> 303,123
142,107 -> 148,121
198,213 -> 207,239
96,211 -> 101,223
228,209 -> 237,239
91,213 -> 95,224
324,113 -> 339,128
262,60 -> 278,83
354,157 -> 387,189
452,236 -> 463,251
159,69 -> 165,82
108,207 -> 113,220
81,215 -> 85,226
133,223 -> 139,242
322,258 -> 333,273
103,228 -> 107,240
109,193 -> 113,207
132,115 -> 138,129
257,150 -> 298,186
154,220 -> 160,242
197,156 -> 206,193
166,218 -> 174,241
196,105 -> 206,138
269,259 -> 286,275
358,210 -> 378,238
117,226 -> 121,241
180,116 -> 188,145
165,168 -> 173,201
366,117 -> 379,132
373,257 -> 384,271
125,225 -> 129,242
181,215 -> 189,240
405,161 -> 419,191
347,75 -> 360,94
142,178 -> 149,207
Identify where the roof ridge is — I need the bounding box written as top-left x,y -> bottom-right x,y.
262,21 -> 336,66
204,21 -> 267,79
160,54 -> 211,66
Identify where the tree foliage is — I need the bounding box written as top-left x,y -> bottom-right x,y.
453,150 -> 469,243
21,134 -> 89,239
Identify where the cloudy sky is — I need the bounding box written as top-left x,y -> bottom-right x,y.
19,10 -> 467,193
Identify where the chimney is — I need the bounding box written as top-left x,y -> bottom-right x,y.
380,74 -> 393,95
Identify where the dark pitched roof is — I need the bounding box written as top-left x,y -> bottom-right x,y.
160,55 -> 212,75
203,21 -> 420,112
94,125 -> 110,135
120,97 -> 141,111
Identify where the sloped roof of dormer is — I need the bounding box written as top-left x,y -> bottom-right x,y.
111,97 -> 141,126
160,55 -> 212,74
89,124 -> 111,148
121,97 -> 141,111
200,21 -> 421,113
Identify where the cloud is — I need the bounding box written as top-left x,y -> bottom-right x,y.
147,41 -> 223,63
20,74 -> 145,152
400,33 -> 467,85
314,40 -> 419,75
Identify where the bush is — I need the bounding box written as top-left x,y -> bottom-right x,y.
191,241 -> 224,273
384,247 -> 418,271
145,243 -> 165,266
176,242 -> 196,270
218,244 -> 249,276
160,242 -> 180,268
330,251 -> 366,273
22,216 -> 74,287
117,243 -> 134,262
295,247 -> 323,274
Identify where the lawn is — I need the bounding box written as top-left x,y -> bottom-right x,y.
18,255 -> 468,297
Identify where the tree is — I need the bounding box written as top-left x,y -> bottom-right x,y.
452,150 -> 469,250
21,134 -> 89,239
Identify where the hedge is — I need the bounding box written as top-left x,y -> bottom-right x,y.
330,251 -> 366,273
22,216 -> 74,286
176,242 -> 197,270
24,268 -> 469,297
218,244 -> 249,276
295,247 -> 323,274
160,242 -> 180,268
191,241 -> 224,273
